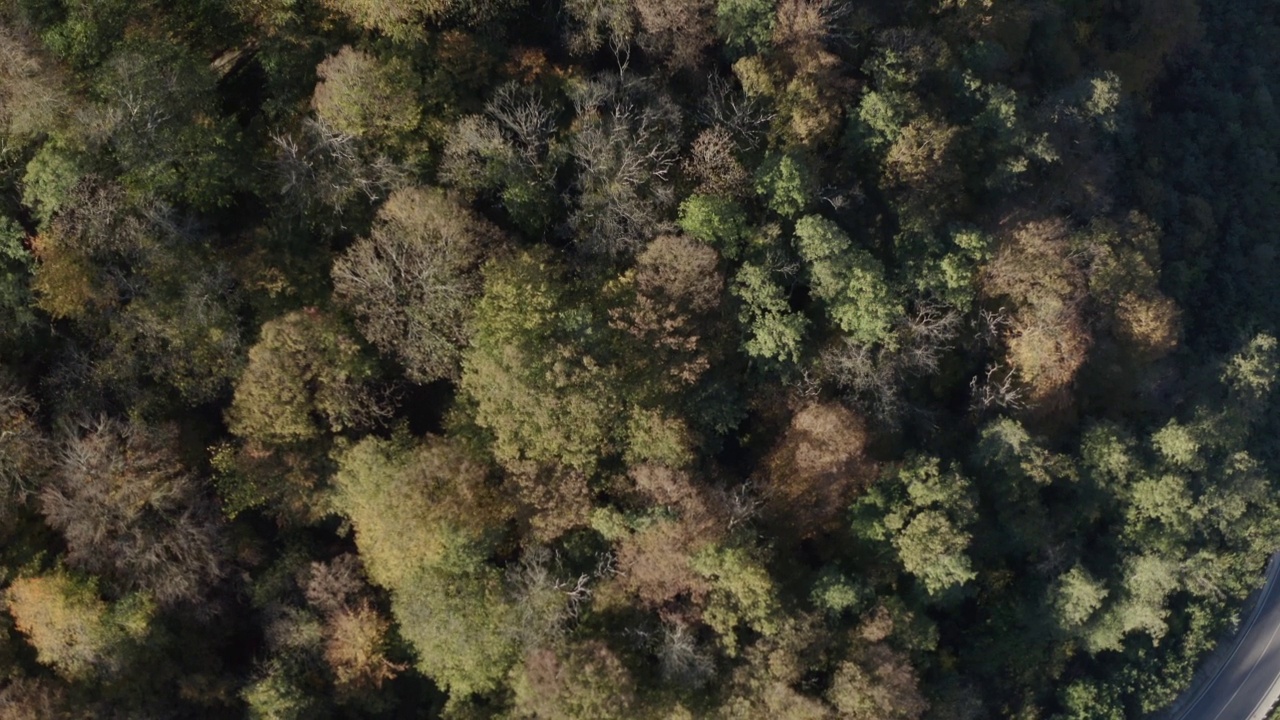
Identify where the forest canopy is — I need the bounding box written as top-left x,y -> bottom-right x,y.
1,0 -> 1279,718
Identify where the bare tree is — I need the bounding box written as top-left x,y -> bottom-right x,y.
0,379 -> 49,515
40,417 -> 226,607
506,547 -> 594,648
485,83 -> 558,156
969,363 -> 1027,412
331,186 -> 497,383
657,620 -> 715,688
697,73 -> 775,148
820,302 -> 964,421
683,125 -> 750,196
564,75 -> 681,256
898,303 -> 964,375
269,118 -> 408,216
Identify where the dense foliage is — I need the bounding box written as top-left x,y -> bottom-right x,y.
1,0 -> 1278,717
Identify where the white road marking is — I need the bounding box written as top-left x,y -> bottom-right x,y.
1176,554 -> 1280,720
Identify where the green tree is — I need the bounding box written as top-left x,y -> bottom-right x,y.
854,456 -> 978,599
1083,553 -> 1180,653
510,641 -> 638,720
95,42 -> 241,208
562,0 -> 635,55
678,195 -> 750,258
461,250 -> 622,473
331,434 -> 507,588
5,569 -> 153,681
227,310 -> 384,445
313,47 -> 421,141
1052,565 -> 1109,633
715,0 -> 775,53
1223,333 -> 1277,423
331,434 -> 525,697
440,84 -> 559,235
794,215 -> 902,345
754,152 -> 814,218
0,218 -> 37,351
732,262 -> 808,365
692,544 -> 782,654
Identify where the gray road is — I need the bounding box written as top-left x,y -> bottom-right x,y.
1172,554 -> 1280,720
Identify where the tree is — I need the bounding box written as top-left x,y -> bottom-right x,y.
5,569 -> 153,681
566,75 -> 680,256
510,641 -> 638,719
227,310 -> 385,445
461,250 -> 623,473
1223,333 -> 1278,424
332,434 -> 507,588
39,418 -> 226,607
732,262 -> 808,364
825,605 -> 929,720
981,217 -> 1091,409
440,83 -> 559,235
758,401 -> 874,538
611,234 -> 727,394
0,677 -> 74,720
322,602 -> 402,700
26,178 -> 142,321
716,617 -> 832,718
0,379 -> 48,514
692,544 -> 782,654
269,117 -> 410,219
319,0 -> 512,40
683,126 -> 750,196
332,187 -> 499,383
240,670 -> 314,719
562,0 -> 635,56
1082,553 -> 1181,653
818,303 -> 964,421
634,0 -> 716,71
1098,0 -> 1202,94
715,0 -> 776,53
331,435 -> 525,696
794,215 -> 902,346
755,0 -> 851,146
94,42 -> 242,208
21,178 -> 246,405
0,24 -> 74,148
391,564 -> 523,698
754,152 -> 814,217
1085,214 -> 1181,364
827,649 -> 928,720
854,456 -> 978,599
313,47 -> 421,141
1052,565 -> 1109,633
612,515 -> 715,610
102,243 -> 246,405
882,116 -> 963,229
606,465 -> 731,610
678,194 -> 750,258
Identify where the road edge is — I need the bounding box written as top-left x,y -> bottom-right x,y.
1151,553 -> 1280,720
